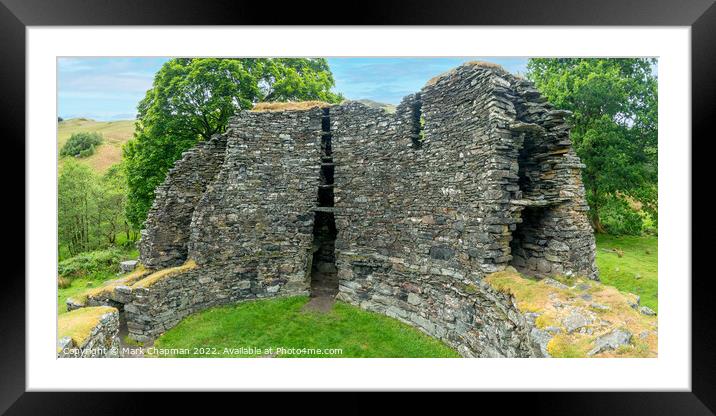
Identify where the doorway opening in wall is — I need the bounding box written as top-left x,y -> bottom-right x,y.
311,211 -> 338,297
510,132 -> 548,276
510,205 -> 551,277
310,107 -> 339,298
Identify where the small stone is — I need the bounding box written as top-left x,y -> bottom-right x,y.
407,293 -> 421,305
530,328 -> 552,357
429,246 -> 455,261
588,329 -> 632,356
120,260 -> 139,273
590,302 -> 610,311
639,306 -> 656,316
547,240 -> 570,252
576,283 -> 590,291
562,310 -> 592,333
543,278 -> 569,290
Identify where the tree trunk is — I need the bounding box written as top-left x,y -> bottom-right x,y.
591,185 -> 606,233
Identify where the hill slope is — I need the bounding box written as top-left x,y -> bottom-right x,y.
58,118 -> 136,173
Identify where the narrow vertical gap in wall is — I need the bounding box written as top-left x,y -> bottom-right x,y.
510,133 -> 548,276
411,93 -> 424,149
311,108 -> 338,297
516,133 -> 538,199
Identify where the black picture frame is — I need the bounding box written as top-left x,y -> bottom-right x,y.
2,0 -> 712,413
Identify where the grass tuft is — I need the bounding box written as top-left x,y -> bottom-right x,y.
132,260 -> 197,288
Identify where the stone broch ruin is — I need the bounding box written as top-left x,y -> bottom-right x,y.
69,62 -> 599,357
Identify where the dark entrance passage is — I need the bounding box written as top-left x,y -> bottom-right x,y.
509,205 -> 547,275
311,211 -> 338,297
309,107 -> 339,300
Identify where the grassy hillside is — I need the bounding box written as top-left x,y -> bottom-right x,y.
58,118 -> 135,173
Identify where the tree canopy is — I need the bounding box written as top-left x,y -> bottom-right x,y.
526,58 -> 657,234
123,58 -> 343,229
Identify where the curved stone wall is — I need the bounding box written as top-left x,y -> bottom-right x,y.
119,62 -> 597,356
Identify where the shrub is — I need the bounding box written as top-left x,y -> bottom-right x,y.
60,132 -> 103,157
58,276 -> 71,289
600,197 -> 643,235
57,247 -> 125,279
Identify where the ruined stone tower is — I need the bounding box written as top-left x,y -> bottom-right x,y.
129,62 -> 597,356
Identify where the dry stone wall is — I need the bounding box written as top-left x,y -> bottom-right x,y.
122,62 -> 597,356
57,307 -> 120,358
139,134 -> 228,269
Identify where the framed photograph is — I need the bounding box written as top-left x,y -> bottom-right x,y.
4,0 -> 713,412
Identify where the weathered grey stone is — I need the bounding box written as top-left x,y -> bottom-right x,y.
587,329 -> 632,356
562,309 -> 592,333
530,327 -> 552,357
119,260 -> 138,273
543,278 -> 569,290
639,306 -> 656,316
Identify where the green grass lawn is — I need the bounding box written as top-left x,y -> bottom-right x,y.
595,234 -> 658,311
152,296 -> 459,358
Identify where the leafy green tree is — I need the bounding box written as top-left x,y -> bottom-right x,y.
123,58 -> 343,229
58,160 -> 97,255
59,160 -> 133,256
95,164 -> 130,245
526,58 -> 657,233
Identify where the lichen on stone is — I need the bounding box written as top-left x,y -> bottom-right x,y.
484,267 -> 657,358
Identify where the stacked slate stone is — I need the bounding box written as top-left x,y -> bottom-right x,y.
329,63 -> 597,356
505,74 -> 598,278
57,308 -> 120,358
125,62 -> 597,355
138,134 -> 228,269
126,109 -> 325,341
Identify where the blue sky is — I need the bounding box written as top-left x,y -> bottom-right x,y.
58,57 -> 528,121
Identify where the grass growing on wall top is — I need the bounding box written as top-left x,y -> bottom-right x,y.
58,306 -> 116,348
152,296 -> 459,358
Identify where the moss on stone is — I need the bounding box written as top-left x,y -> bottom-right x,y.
460,282 -> 479,294
485,267 -> 567,313
68,265 -> 148,305
58,306 -> 116,348
484,267 -> 657,358
132,259 -> 197,288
